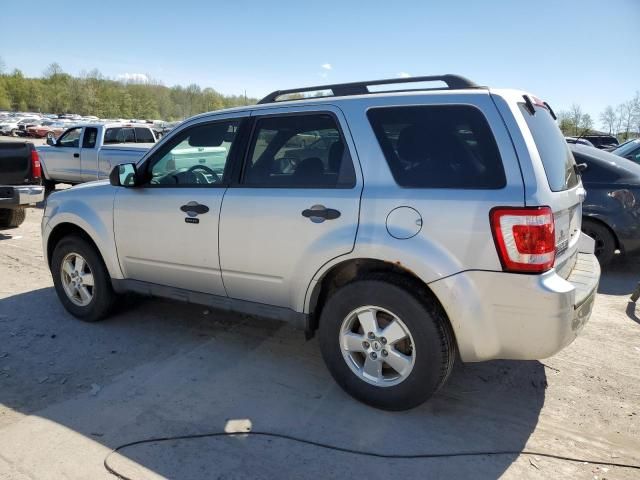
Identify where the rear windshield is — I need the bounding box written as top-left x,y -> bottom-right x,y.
135,127 -> 155,143
519,104 -> 579,191
367,105 -> 506,189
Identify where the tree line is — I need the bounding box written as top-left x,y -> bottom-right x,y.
0,59 -> 257,121
555,92 -> 640,140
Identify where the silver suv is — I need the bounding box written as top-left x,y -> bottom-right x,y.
42,75 -> 600,410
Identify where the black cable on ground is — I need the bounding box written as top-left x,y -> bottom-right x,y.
104,430 -> 640,480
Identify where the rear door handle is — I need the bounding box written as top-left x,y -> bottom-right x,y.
180,201 -> 210,216
302,205 -> 341,223
73,153 -> 79,158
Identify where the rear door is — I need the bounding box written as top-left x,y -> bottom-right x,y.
515,100 -> 584,276
218,106 -> 362,309
80,127 -> 99,181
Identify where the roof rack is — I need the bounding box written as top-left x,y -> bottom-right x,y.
258,74 -> 480,104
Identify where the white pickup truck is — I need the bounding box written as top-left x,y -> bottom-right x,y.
38,123 -> 157,192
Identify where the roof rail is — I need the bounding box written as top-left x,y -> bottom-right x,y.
258,74 -> 480,104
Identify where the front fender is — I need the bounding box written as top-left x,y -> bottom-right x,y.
43,192 -> 123,279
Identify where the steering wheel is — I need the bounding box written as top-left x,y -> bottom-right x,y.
187,164 -> 221,184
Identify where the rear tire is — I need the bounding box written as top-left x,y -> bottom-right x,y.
51,236 -> 115,322
0,207 -> 26,228
582,219 -> 616,266
43,179 -> 56,197
318,275 -> 456,411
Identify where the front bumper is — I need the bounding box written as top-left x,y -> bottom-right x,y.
0,185 -> 45,208
430,235 -> 600,362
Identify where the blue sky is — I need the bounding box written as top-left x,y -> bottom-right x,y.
1,0 -> 638,125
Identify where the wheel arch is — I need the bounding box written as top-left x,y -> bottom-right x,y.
305,258 -> 456,342
582,215 -> 620,251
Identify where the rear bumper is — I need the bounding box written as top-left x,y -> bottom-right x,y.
0,185 -> 44,208
430,234 -> 600,362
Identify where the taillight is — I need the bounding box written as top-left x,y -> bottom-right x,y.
490,206 -> 555,273
30,149 -> 42,180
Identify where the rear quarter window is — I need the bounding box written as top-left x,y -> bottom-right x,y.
519,104 -> 579,191
367,105 -> 506,189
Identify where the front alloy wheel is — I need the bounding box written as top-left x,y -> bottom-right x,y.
60,252 -> 95,306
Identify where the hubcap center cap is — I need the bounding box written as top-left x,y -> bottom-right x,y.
372,341 -> 381,351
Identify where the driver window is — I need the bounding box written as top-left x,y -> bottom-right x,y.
148,120 -> 240,186
58,127 -> 82,148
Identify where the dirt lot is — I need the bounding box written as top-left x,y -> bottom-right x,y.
0,205 -> 639,479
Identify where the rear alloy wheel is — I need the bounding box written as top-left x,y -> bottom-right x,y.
339,306 -> 416,387
51,236 -> 115,322
319,276 -> 455,410
582,220 -> 616,266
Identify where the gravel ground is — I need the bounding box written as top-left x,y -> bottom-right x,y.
0,194 -> 639,478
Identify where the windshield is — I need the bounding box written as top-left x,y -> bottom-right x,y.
612,139 -> 640,157
519,103 -> 579,191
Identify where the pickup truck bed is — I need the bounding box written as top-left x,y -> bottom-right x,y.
0,141 -> 44,228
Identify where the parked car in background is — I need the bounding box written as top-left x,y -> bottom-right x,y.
566,137 -> 595,147
579,134 -> 619,150
572,144 -> 640,265
0,141 -> 44,228
38,123 -> 157,192
610,139 -> 640,164
16,117 -> 45,137
0,116 -> 40,136
28,121 -> 72,140
42,75 -> 600,410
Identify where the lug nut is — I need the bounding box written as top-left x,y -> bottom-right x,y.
367,332 -> 375,339
382,349 -> 388,357
380,337 -> 387,345
362,341 -> 370,349
370,352 -> 377,360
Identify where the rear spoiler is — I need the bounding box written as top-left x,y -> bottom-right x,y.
522,95 -> 557,120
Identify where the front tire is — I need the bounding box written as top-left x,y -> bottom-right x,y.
51,236 -> 115,322
318,276 -> 456,411
0,207 -> 26,228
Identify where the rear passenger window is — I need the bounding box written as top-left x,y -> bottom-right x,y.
135,127 -> 155,143
367,106 -> 506,189
243,114 -> 356,188
82,127 -> 98,148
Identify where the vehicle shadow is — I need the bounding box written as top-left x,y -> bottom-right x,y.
626,301 -> 639,324
0,287 -> 545,479
597,253 -> 640,296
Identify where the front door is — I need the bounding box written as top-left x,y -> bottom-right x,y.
47,127 -> 83,183
113,115 -> 247,296
219,107 -> 362,309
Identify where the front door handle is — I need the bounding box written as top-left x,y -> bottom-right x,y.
73,153 -> 79,158
180,201 -> 210,216
302,205 -> 341,223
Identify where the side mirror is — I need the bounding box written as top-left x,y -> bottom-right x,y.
46,136 -> 56,146
109,163 -> 138,187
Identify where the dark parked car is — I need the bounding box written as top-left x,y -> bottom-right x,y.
572,144 -> 640,265
580,134 -> 619,150
610,139 -> 640,164
0,141 -> 44,228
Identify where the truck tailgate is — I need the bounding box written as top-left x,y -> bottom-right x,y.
0,142 -> 33,185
